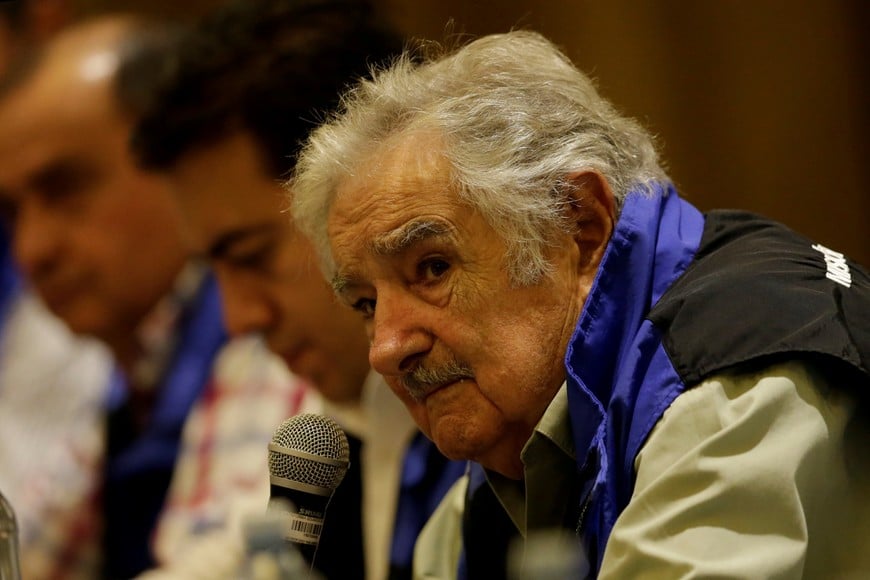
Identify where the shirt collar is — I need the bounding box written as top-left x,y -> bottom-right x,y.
564,184 -> 703,467
487,382 -> 576,536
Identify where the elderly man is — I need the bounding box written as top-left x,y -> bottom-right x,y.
291,31 -> 870,578
130,1 -> 464,578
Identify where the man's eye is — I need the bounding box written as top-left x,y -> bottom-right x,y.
419,258 -> 450,282
36,162 -> 100,205
225,246 -> 272,270
351,298 -> 376,319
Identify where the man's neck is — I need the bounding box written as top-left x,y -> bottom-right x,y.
101,323 -> 146,377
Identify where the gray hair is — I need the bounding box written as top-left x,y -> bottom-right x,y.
291,30 -> 667,285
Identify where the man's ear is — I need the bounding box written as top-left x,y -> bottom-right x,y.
564,171 -> 616,274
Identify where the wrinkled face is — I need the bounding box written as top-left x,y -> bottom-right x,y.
0,70 -> 187,341
327,134 -> 587,477
168,132 -> 370,403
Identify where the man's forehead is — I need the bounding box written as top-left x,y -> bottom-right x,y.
328,183 -> 458,259
330,133 -> 451,220
336,129 -> 447,190
323,130 -> 456,265
171,183 -> 277,252
0,102 -> 115,195
0,74 -> 118,159
170,151 -> 294,244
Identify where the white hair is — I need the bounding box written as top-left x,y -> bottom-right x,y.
291,30 -> 668,285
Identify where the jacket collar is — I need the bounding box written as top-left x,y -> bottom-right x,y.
564,183 -> 703,469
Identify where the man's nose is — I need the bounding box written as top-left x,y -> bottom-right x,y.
14,201 -> 63,278
215,269 -> 272,337
368,289 -> 434,378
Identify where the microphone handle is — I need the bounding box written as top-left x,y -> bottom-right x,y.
0,489 -> 21,580
268,484 -> 332,565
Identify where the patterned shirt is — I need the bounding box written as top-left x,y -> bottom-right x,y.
141,335 -> 317,579
0,291 -> 114,580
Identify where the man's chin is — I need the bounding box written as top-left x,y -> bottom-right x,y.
427,412 -> 481,461
48,305 -> 126,345
431,434 -> 480,464
50,307 -> 109,339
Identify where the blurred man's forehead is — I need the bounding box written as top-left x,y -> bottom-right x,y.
0,91 -> 123,195
0,56 -> 120,138
77,48 -> 119,82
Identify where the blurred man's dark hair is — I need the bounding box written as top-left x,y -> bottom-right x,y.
132,0 -> 403,177
112,16 -> 187,117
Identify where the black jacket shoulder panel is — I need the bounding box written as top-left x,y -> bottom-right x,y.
648,210 -> 870,386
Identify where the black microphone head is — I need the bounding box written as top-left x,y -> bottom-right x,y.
268,413 -> 350,493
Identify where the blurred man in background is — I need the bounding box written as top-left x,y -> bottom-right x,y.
0,13 -> 312,578
0,11 -> 112,578
132,1 -> 465,578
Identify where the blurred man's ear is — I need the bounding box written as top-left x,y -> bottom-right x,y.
564,171 -> 615,274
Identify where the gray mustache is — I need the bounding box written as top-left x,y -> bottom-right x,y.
401,359 -> 475,401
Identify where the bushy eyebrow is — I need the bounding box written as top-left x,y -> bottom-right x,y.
331,272 -> 351,296
331,217 -> 455,298
369,218 -> 454,256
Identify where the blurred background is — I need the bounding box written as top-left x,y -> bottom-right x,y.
3,0 -> 867,264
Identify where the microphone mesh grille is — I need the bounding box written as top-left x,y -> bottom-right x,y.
268,413 -> 350,490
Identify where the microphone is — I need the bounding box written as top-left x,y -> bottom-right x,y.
267,413 -> 350,569
0,487 -> 21,580
239,510 -> 315,580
